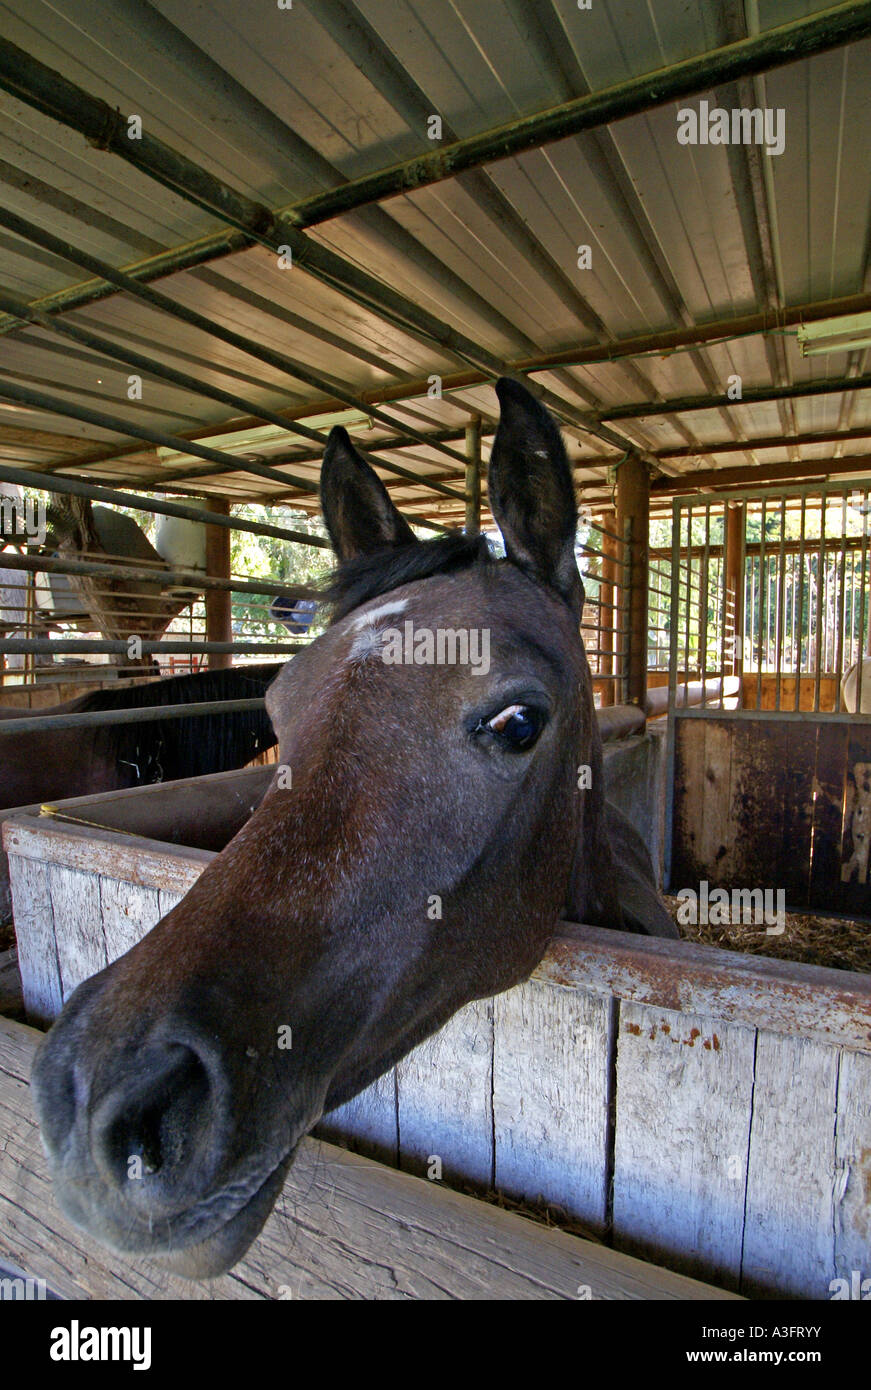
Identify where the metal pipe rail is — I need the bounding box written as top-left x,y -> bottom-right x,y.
0,457 -> 330,546
279,2 -> 871,225
577,542 -> 631,568
0,208 -> 468,501
0,224 -> 471,481
597,371 -> 871,423
0,553 -> 319,600
0,586 -> 296,613
0,41 -> 641,455
0,697 -> 267,736
3,640 -> 304,656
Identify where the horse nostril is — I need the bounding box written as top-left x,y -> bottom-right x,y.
138,1112 -> 164,1176
95,1043 -> 215,1205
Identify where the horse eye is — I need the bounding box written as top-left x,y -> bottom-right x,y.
481,703 -> 546,751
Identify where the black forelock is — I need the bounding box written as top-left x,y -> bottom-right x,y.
320,532 -> 493,623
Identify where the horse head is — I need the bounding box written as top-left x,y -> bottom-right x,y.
31,377 -> 669,1277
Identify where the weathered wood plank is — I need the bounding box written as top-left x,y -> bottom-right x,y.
772,720 -> 817,907
10,804 -> 871,1051
396,999 -> 494,1186
0,1016 -> 735,1301
99,877 -> 162,963
0,767 -> 267,922
46,865 -> 104,1002
157,888 -> 185,917
542,925 -> 871,1054
671,715 -> 871,915
3,817 -> 212,895
315,1069 -> 398,1167
700,718 -> 735,886
0,1013 -> 39,1078
833,1048 -> 871,1285
492,980 -> 612,1234
612,1000 -> 756,1291
740,1030 -> 841,1299
810,722 -> 849,908
670,716 -> 707,888
671,717 -> 739,889
602,726 -> 666,872
727,719 -> 787,889
6,855 -> 62,1026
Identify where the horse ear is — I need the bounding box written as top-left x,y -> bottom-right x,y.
320,426 -> 416,561
488,377 -> 583,616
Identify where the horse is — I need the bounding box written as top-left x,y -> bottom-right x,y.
840,657 -> 871,712
0,663 -> 283,809
31,378 -> 677,1279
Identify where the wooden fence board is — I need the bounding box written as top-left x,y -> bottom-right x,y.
98,877 -> 162,963
672,714 -> 871,914
671,715 -> 705,887
2,817 -> 212,895
740,1031 -> 840,1299
727,720 -> 786,889
7,856 -> 61,1025
7,808 -> 871,1298
833,1048 -> 871,1286
157,888 -> 185,917
315,1069 -> 398,1167
540,928 -> 871,1054
773,721 -> 818,906
809,721 -> 849,908
700,718 -> 735,886
670,719 -> 741,890
612,1000 -> 756,1291
47,865 -> 104,1003
396,999 -> 494,1187
493,980 -> 612,1233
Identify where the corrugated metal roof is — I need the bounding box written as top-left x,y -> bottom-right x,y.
0,0 -> 870,523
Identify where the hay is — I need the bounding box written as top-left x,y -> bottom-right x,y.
665,894 -> 871,973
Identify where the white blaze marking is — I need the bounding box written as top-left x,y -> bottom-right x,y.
346,597 -> 409,662
350,598 -> 408,630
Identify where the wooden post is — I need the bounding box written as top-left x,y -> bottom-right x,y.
724,503 -> 744,678
204,498 -> 232,671
599,515 -> 618,708
616,456 -> 650,710
465,418 -> 481,536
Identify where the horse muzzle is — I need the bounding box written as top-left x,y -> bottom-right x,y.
30,973 -> 306,1277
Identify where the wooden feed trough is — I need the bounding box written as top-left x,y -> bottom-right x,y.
3,741 -> 871,1300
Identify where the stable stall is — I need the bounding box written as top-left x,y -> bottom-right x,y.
2,0 -> 871,1307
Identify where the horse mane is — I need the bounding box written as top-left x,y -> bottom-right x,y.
71,664 -> 285,786
69,662 -> 284,714
321,532 -> 493,622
